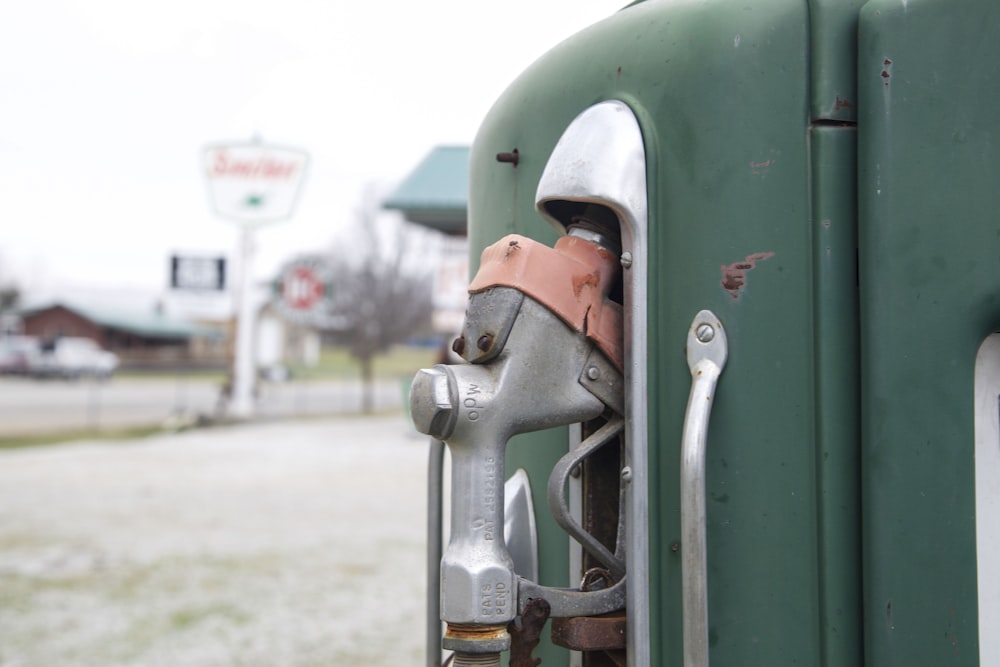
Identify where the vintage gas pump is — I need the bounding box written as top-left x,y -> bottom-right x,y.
412,101 -> 727,666
411,101 -> 653,666
410,0 -> 1000,665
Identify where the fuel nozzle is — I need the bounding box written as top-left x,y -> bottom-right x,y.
410,230 -> 624,663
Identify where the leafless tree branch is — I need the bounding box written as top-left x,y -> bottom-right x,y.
321,196 -> 434,411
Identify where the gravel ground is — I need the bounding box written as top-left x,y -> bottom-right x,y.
0,413 -> 429,666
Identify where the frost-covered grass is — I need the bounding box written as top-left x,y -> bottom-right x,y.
0,415 -> 426,667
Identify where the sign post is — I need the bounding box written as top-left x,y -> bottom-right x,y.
203,140 -> 308,419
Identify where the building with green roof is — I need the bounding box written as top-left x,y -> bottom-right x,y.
383,145 -> 472,335
383,145 -> 469,235
19,301 -> 224,369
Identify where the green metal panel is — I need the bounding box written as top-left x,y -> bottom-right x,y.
811,124 -> 863,667
466,1 -> 851,664
858,0 -> 1000,664
808,0 -> 867,122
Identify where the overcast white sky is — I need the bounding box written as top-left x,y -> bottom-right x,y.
0,0 -> 622,309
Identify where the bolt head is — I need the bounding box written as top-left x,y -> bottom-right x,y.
695,324 -> 715,343
620,251 -> 633,269
410,367 -> 458,440
477,333 -> 495,353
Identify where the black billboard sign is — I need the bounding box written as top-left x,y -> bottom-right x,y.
170,255 -> 226,291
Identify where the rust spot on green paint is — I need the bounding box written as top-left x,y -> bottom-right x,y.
721,252 -> 775,298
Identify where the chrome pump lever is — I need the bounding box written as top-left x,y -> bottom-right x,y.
681,310 -> 728,667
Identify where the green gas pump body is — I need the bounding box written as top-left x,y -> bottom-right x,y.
463,0 -> 1000,665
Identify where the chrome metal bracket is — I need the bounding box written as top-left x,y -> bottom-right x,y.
535,99 -> 649,665
547,415 -> 627,580
517,575 -> 627,618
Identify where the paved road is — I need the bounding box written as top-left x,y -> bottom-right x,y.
0,413 -> 430,667
0,376 -> 410,436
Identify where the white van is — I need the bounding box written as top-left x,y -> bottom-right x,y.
31,337 -> 119,379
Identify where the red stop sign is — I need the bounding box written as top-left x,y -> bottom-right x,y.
281,266 -> 325,310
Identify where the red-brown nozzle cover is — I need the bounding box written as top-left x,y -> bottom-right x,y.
468,234 -> 624,371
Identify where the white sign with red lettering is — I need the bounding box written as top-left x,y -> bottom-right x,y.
204,142 -> 309,225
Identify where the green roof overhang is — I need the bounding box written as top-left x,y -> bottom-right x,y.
383,145 -> 469,235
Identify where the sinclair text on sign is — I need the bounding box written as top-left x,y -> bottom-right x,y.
204,143 -> 309,225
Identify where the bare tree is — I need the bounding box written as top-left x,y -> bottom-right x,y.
0,254 -> 21,314
323,199 -> 434,413
0,285 -> 19,313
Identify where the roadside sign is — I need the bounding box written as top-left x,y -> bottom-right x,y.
272,256 -> 336,326
203,138 -> 309,419
170,255 -> 226,291
203,142 -> 309,226
281,264 -> 325,310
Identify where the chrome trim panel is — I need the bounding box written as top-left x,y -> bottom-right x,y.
536,99 -> 650,666
975,333 -> 1000,666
